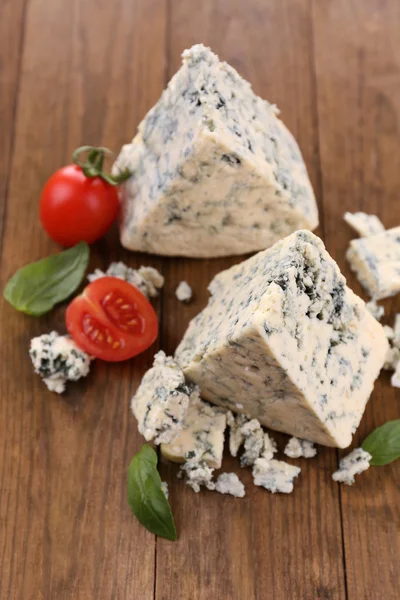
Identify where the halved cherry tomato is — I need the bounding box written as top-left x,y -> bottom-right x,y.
66,277 -> 158,361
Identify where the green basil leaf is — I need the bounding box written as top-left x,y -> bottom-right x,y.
362,419 -> 400,466
3,242 -> 89,316
127,444 -> 177,541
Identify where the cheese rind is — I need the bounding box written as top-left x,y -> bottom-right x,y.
176,230 -> 388,448
346,227 -> 400,300
114,44 -> 318,258
161,397 -> 227,468
131,351 -> 196,444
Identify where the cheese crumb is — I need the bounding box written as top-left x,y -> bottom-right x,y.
391,361 -> 400,388
393,314 -> 400,348
215,473 -> 245,498
29,332 -> 91,394
179,450 -> 215,493
240,419 -> 264,467
253,458 -> 301,494
344,212 -> 385,237
88,262 -> 164,298
175,281 -> 193,303
261,432 -> 278,461
365,300 -> 384,322
332,448 -> 372,485
161,481 -> 169,499
284,437 -> 317,459
383,325 -> 394,341
383,346 -> 400,371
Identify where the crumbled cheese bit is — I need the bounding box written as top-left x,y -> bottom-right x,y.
175,281 -> 193,303
29,331 -> 91,394
383,346 -> 400,371
227,412 -> 249,457
137,266 -> 165,297
365,300 -> 384,322
252,458 -> 301,494
179,450 -> 215,493
215,473 -> 245,498
161,397 -> 227,468
346,227 -> 400,300
131,351 -> 196,444
383,325 -> 394,341
240,419 -> 264,467
344,212 -> 385,238
393,314 -> 400,348
261,432 -> 278,461
284,437 -> 317,459
161,481 -> 169,499
88,262 -> 164,298
391,361 -> 400,388
332,448 -> 372,485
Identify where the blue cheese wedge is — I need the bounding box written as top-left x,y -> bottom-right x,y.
131,351 -> 197,444
284,437 -> 317,459
88,262 -> 164,298
346,227 -> 400,300
332,448 -> 372,485
344,212 -> 385,237
215,473 -> 245,497
176,230 -> 388,448
161,396 -> 227,468
29,332 -> 91,393
113,44 -> 318,258
253,458 -> 301,493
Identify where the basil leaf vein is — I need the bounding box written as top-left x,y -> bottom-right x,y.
127,444 -> 177,541
362,419 -> 400,466
3,242 -> 89,316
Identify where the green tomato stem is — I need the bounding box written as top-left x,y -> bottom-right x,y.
72,145 -> 132,186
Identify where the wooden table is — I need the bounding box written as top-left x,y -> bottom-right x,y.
1,1 -> 399,598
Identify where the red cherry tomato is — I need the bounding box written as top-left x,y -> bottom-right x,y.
66,277 -> 158,362
40,164 -> 119,247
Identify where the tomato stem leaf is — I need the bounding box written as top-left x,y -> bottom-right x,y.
72,145 -> 132,186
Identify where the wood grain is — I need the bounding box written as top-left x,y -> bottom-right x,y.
0,0 -> 27,243
155,2 -> 346,600
1,0 -> 400,598
0,0 -> 167,598
313,1 -> 400,598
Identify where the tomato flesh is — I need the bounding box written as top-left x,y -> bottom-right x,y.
66,277 -> 158,361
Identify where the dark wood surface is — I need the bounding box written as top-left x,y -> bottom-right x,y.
0,1 -> 399,598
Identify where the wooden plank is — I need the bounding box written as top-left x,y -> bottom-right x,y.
155,2 -> 346,599
312,1 -> 400,599
0,0 -> 167,598
0,0 -> 27,242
